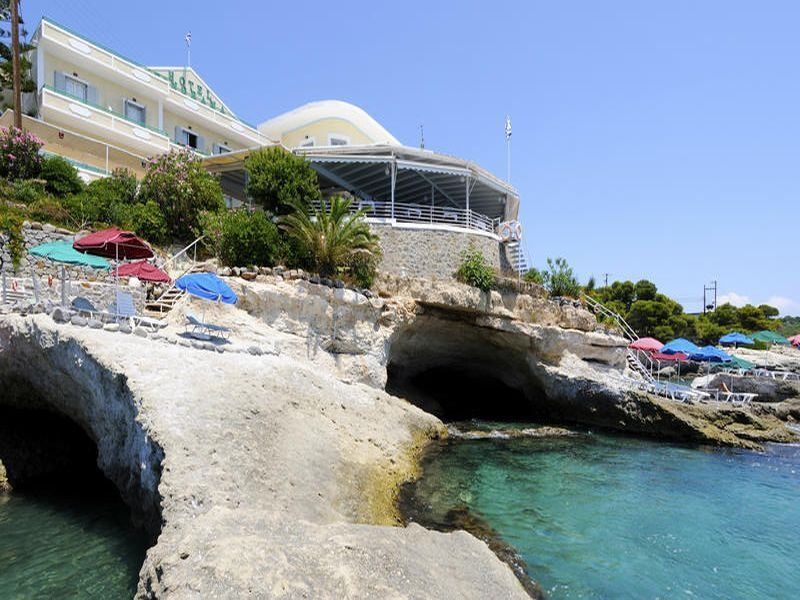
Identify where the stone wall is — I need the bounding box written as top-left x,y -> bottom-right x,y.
371,224 -> 508,280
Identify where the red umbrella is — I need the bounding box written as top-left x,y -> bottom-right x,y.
74,227 -> 154,260
112,260 -> 171,283
629,337 -> 664,352
651,351 -> 688,362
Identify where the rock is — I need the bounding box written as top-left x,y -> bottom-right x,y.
133,328 -> 149,338
247,345 -> 263,356
240,272 -> 257,281
103,322 -> 120,332
70,315 -> 88,327
219,267 -> 232,277
310,275 -> 321,285
334,279 -> 345,289
321,278 -> 333,287
50,307 -> 69,323
88,319 -> 103,329
42,223 -> 56,233
119,324 -> 132,334
178,338 -> 191,347
232,267 -> 241,276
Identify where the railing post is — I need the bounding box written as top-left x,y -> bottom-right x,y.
390,161 -> 396,222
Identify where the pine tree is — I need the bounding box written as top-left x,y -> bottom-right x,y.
0,1 -> 36,108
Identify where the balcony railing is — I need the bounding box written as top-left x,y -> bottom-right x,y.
311,199 -> 499,236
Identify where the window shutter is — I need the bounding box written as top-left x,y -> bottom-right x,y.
196,135 -> 205,153
140,106 -> 147,126
86,85 -> 99,106
54,71 -> 66,92
174,126 -> 183,144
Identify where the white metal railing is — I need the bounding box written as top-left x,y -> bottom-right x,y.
311,199 -> 500,235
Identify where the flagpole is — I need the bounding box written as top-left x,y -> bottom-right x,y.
505,115 -> 512,183
185,31 -> 192,69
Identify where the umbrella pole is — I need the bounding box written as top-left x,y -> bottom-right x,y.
60,265 -> 66,308
1,267 -> 5,305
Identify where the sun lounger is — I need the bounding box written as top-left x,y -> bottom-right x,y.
71,296 -> 110,320
185,312 -> 231,340
111,291 -> 164,331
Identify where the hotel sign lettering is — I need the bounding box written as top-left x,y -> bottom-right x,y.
164,70 -> 227,115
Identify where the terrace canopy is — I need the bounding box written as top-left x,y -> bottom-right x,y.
202,145 -> 520,231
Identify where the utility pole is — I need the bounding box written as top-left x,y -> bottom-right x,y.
10,0 -> 22,129
603,273 -> 611,287
703,280 -> 717,313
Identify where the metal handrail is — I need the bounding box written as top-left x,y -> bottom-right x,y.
310,199 -> 499,235
161,235 -> 205,273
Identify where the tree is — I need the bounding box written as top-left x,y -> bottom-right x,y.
280,196 -> 380,277
40,155 -> 84,196
139,148 -> 223,241
0,1 -> 36,107
523,267 -> 543,285
585,275 -> 596,292
634,279 -> 657,301
758,304 -> 779,319
244,147 -> 321,215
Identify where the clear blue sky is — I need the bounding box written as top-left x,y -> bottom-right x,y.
27,1 -> 799,315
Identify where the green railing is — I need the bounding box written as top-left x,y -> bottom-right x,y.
42,84 -> 169,137
41,151 -> 108,175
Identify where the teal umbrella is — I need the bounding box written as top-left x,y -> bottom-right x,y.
29,241 -> 110,307
750,330 -> 790,346
29,241 -> 111,269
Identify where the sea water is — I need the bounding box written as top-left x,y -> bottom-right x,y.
0,486 -> 148,598
405,426 -> 800,599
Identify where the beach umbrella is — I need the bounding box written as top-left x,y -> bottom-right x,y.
629,337 -> 664,352
789,334 -> 800,347
112,260 -> 171,283
660,338 -> 701,355
73,227 -> 154,260
750,330 -> 791,346
651,351 -> 688,362
689,346 -> 733,363
719,332 -> 754,347
29,241 -> 110,306
175,272 -> 237,304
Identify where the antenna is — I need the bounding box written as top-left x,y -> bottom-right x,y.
419,124 -> 425,149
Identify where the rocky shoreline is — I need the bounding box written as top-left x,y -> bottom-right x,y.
0,274 -> 797,597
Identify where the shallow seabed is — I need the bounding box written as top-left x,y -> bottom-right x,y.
405,424 -> 800,599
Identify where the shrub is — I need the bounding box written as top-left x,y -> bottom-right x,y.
40,155 -> 84,196
523,267 -> 543,285
457,246 -> 495,292
26,197 -> 71,227
0,205 -> 24,270
0,126 -> 44,180
348,250 -> 379,289
11,179 -> 45,204
117,200 -> 169,245
218,210 -> 281,267
139,148 -> 224,240
245,147 -> 321,215
542,257 -> 580,298
280,196 -> 380,277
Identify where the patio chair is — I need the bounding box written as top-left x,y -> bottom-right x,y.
112,291 -> 164,332
71,296 -> 108,320
185,312 -> 231,340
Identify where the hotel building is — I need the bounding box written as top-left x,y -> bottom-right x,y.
2,17 -> 528,277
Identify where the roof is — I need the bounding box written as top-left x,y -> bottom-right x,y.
258,100 -> 401,146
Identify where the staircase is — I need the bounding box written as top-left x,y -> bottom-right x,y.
144,236 -> 205,315
582,294 -> 655,384
505,240 -> 529,274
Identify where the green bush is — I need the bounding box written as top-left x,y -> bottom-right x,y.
542,257 -> 580,298
201,209 -> 281,267
523,267 -> 543,285
0,205 -> 24,270
244,147 -> 321,215
0,126 -> 43,180
457,246 -> 495,292
139,148 -> 224,240
11,179 -> 45,204
40,155 -> 84,196
117,200 -> 168,245
348,250 -> 379,289
26,197 -> 71,227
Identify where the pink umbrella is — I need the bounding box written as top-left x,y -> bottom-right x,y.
789,334 -> 800,346
111,260 -> 171,283
629,337 -> 664,352
651,351 -> 688,362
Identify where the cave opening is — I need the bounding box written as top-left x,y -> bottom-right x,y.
386,313 -> 549,423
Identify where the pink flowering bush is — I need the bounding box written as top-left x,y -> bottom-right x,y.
0,126 -> 44,180
138,148 -> 223,240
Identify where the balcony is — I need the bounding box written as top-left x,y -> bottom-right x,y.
39,85 -> 171,155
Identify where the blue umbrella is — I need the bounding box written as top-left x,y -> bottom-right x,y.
719,332 -> 754,346
661,338 -> 701,355
689,346 -> 733,363
175,273 -> 237,304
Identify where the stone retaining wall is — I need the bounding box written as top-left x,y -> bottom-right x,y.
371,224 -> 510,280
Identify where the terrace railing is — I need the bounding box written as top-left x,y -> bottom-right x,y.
311,199 -> 499,235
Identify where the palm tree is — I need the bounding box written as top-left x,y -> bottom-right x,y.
280,196 -> 380,277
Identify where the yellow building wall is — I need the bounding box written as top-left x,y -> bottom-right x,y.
281,118 -> 377,148
162,111 -> 244,154
44,52 -> 161,131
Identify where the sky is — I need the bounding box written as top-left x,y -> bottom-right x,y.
25,0 -> 800,315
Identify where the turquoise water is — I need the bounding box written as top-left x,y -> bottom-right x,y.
406,427 -> 800,599
0,488 -> 148,598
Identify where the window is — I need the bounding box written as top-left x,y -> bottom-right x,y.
328,134 -> 350,146
178,128 -> 198,149
298,137 -> 315,148
213,143 -> 231,155
65,75 -> 88,102
124,99 -> 146,125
